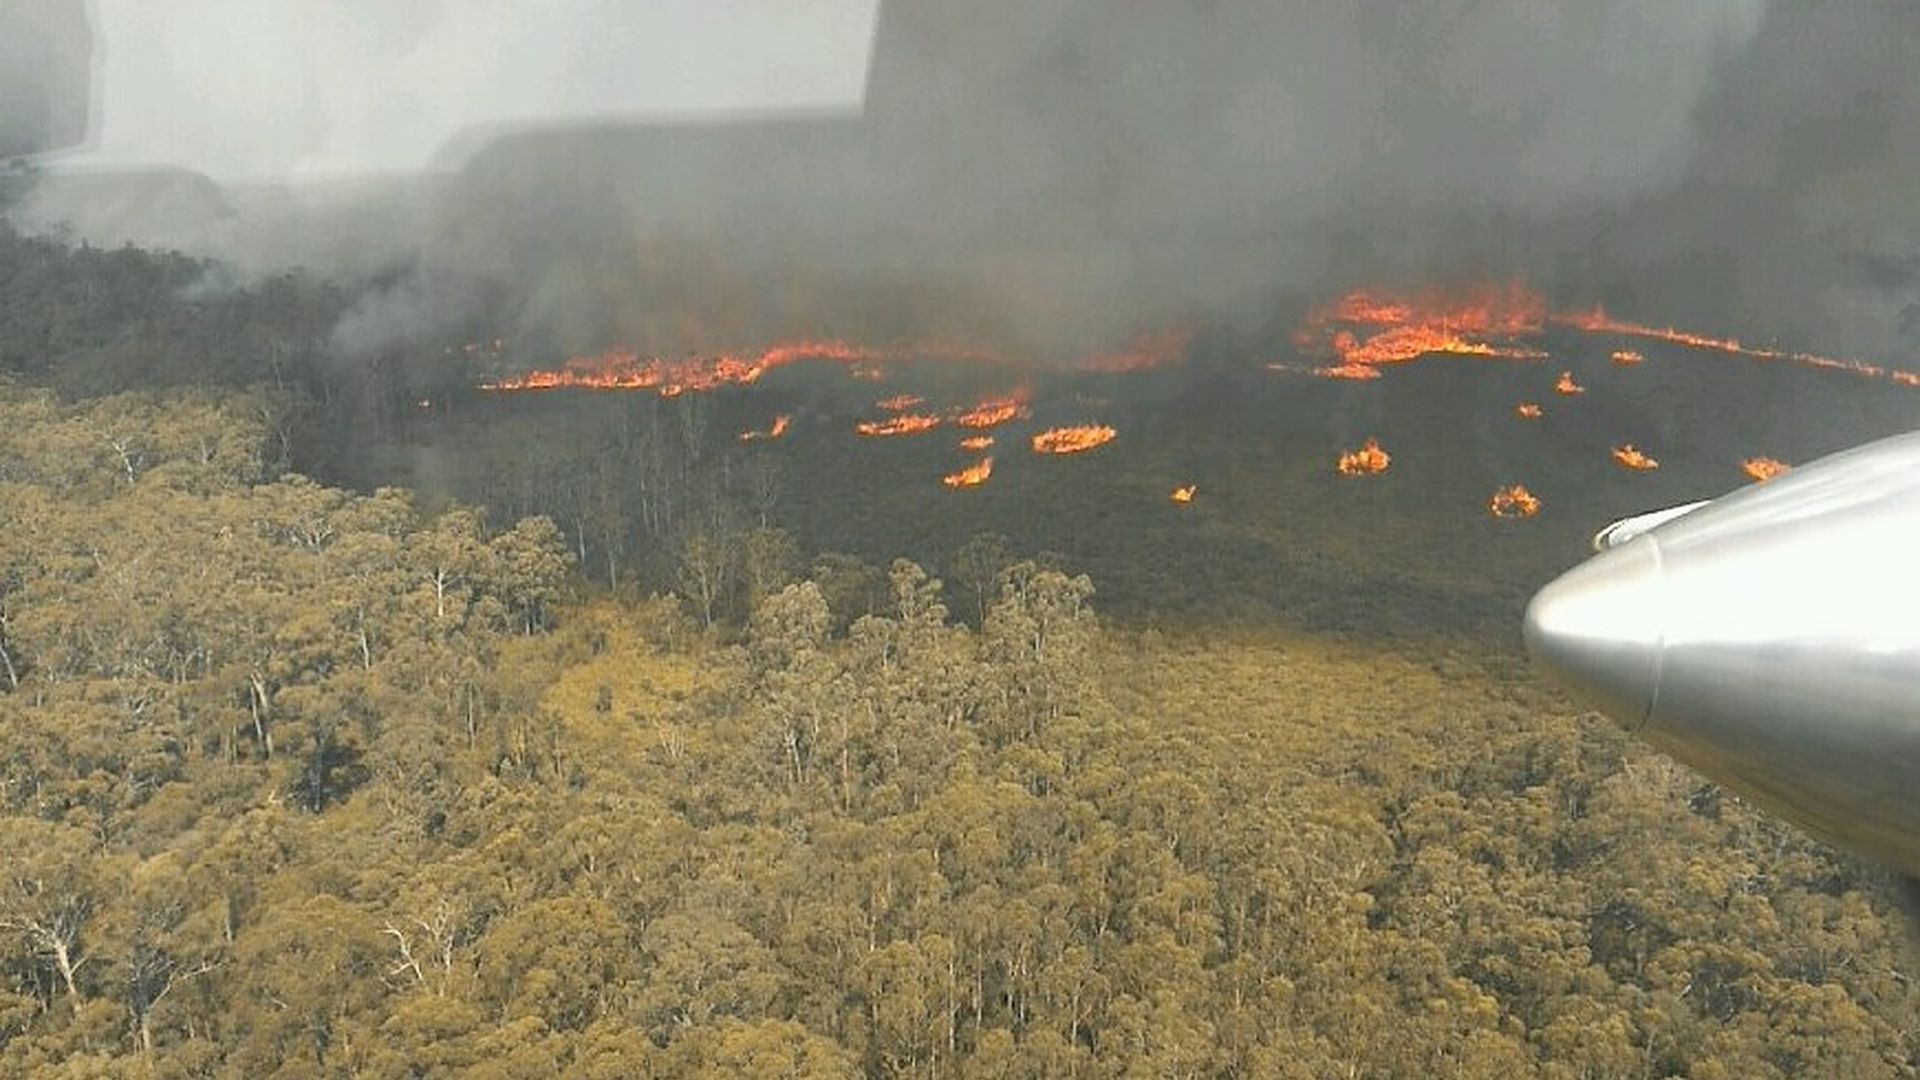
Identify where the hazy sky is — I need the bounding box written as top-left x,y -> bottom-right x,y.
80,0 -> 879,179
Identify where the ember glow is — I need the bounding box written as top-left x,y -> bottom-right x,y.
1611,350 -> 1645,366
1515,402 -> 1543,420
1743,457 -> 1792,483
1031,426 -> 1117,455
738,414 -> 791,442
1488,485 -> 1542,519
958,435 -> 995,452
1611,445 -> 1659,472
1170,485 -> 1196,505
855,413 -> 941,438
1554,371 -> 1586,395
942,457 -> 993,489
1335,438 -> 1391,477
876,394 -> 925,412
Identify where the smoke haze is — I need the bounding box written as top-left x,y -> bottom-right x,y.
10,0 -> 1917,369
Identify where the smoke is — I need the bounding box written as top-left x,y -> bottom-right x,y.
1573,1 -> 1920,361
0,0 -> 91,159
9,0 -> 1917,369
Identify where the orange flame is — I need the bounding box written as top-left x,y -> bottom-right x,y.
738,414 -> 791,442
1489,485 -> 1542,519
954,392 -> 1031,429
1554,371 -> 1586,395
855,413 -> 941,437
1515,402 -> 1543,420
1329,326 -> 1548,368
1295,283 -> 1918,390
1032,426 -> 1117,455
479,339 -> 889,395
943,456 -> 993,488
1313,363 -> 1385,381
1556,307 -> 1918,386
1742,457 -> 1791,483
1336,437 -> 1391,476
1611,444 -> 1659,472
1294,284 -> 1550,377
1328,291 -> 1417,326
876,394 -> 924,412
958,435 -> 995,451
1170,485 -> 1196,504
478,338 -> 1031,395
1320,284 -> 1545,335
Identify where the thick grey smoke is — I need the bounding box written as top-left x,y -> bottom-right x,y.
11,0 -> 1917,369
0,0 -> 91,158
1569,2 -> 1920,361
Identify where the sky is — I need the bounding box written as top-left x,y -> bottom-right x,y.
78,0 -> 880,179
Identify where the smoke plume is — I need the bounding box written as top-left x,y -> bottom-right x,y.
10,0 -> 1917,368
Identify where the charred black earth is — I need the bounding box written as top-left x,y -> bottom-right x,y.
360,320 -> 1919,648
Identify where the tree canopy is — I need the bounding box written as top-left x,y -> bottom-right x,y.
2,383 -> 1917,1077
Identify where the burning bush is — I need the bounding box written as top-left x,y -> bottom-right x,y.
1031,426 -> 1117,455
1611,445 -> 1659,472
1335,438 -> 1390,476
1489,485 -> 1542,519
943,457 -> 993,488
856,414 -> 941,437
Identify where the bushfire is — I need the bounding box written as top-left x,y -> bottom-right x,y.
1032,426 -> 1118,455
467,276 -> 1914,527
1293,284 -> 1549,378
739,415 -> 791,442
1285,283 -> 1916,390
1336,438 -> 1391,476
943,457 -> 993,489
479,339 -> 889,395
1557,308 -> 1920,387
1489,485 -> 1542,519
1612,445 -> 1659,472
855,414 -> 941,438
955,394 -> 1030,429
1310,363 -> 1384,381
